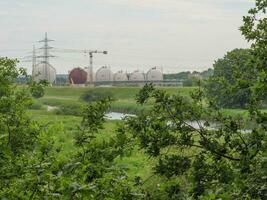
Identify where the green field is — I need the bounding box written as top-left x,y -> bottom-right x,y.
28,108 -> 156,182
29,86 -> 197,183
28,86 -> 264,191
33,86 -> 196,114
33,86 -> 262,117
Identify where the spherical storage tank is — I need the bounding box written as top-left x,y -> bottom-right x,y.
146,67 -> 163,81
69,68 -> 88,84
34,63 -> 56,84
114,70 -> 128,82
95,66 -> 113,82
129,70 -> 145,81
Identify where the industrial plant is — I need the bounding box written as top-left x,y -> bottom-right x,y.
28,33 -> 182,87
67,66 -> 164,86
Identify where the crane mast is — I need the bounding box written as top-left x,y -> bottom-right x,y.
88,50 -> 108,84
53,48 -> 108,84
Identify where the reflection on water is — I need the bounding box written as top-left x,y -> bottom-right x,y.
105,112 -> 252,133
105,112 -> 135,120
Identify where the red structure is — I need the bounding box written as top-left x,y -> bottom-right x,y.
69,68 -> 88,84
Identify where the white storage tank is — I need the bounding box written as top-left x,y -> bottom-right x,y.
95,66 -> 113,82
114,70 -> 128,82
33,63 -> 56,84
146,67 -> 163,81
129,70 -> 145,81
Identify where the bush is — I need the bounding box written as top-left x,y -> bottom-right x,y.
28,101 -> 43,110
54,103 -> 83,116
81,90 -> 114,102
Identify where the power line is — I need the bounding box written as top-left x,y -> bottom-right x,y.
36,32 -> 55,82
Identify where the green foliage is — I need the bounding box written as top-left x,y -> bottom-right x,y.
182,78 -> 193,87
0,58 -> 35,154
240,0 -> 267,103
37,86 -> 196,115
164,71 -> 191,80
55,103 -> 83,116
121,84 -> 267,198
155,155 -> 191,178
30,79 -> 48,98
0,58 -> 50,197
200,68 -> 214,79
28,101 -> 43,110
81,89 -> 114,102
205,48 -> 256,108
1,1 -> 267,199
56,98 -> 143,199
0,58 -> 142,199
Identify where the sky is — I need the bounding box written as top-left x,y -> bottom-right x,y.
0,0 -> 254,74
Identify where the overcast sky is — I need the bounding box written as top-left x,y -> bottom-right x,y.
0,0 -> 254,74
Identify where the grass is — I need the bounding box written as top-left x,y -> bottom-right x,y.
28,109 -> 154,180
33,86 -> 265,118
44,86 -> 195,100
34,86 -> 197,115
28,86 -> 262,184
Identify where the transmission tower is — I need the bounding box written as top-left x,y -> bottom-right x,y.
37,32 -> 55,82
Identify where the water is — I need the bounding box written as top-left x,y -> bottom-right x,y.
105,112 -> 135,120
47,105 -> 58,111
105,112 -> 252,133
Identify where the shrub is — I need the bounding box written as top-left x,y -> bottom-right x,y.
28,101 -> 43,110
54,103 -> 83,116
81,90 -> 114,102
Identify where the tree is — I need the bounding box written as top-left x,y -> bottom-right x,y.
0,58 -> 36,154
164,71 -> 191,80
205,48 -> 256,108
57,98 -> 142,199
200,68 -> 214,79
118,2 -> 267,198
240,0 -> 267,104
0,58 -> 48,197
120,83 -> 266,199
0,57 -> 140,199
30,79 -> 48,98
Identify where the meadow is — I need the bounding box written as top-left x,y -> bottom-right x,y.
28,86 -> 256,181
33,86 -> 196,114
28,86 -> 197,186
32,86 -> 263,117
28,107 -> 156,185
